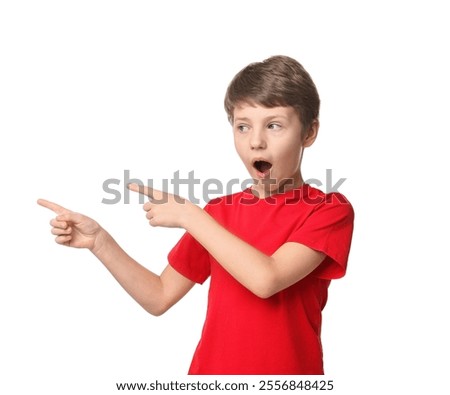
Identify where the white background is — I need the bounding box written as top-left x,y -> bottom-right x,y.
1,1 -> 449,394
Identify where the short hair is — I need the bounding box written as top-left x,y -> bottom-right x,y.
224,55 -> 320,130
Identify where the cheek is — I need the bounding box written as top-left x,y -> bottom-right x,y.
276,142 -> 302,168
233,140 -> 248,165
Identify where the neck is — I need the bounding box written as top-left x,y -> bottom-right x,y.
251,172 -> 304,199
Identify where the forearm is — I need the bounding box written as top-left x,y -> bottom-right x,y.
91,230 -> 165,315
124,184 -> 323,298
183,205 -> 276,298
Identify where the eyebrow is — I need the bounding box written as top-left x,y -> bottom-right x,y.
234,115 -> 289,123
234,117 -> 251,123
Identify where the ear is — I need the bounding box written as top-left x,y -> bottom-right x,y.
302,119 -> 319,147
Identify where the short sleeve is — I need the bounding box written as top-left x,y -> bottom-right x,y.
167,205 -> 212,284
287,193 -> 354,280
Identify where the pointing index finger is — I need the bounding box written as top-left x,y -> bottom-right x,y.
37,199 -> 69,214
127,183 -> 165,201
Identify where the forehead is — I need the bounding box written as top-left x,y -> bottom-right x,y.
233,102 -> 299,122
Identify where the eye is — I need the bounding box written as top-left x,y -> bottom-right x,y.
236,124 -> 250,133
267,123 -> 282,131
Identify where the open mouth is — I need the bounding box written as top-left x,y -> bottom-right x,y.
253,160 -> 273,174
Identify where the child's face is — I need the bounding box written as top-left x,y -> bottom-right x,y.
232,102 -> 317,198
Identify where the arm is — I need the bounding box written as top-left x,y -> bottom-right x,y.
184,206 -> 325,298
37,199 -> 194,315
128,185 -> 325,299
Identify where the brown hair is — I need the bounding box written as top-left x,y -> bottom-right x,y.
224,55 -> 320,130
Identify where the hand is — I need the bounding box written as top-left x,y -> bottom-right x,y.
127,183 -> 195,228
37,199 -> 103,251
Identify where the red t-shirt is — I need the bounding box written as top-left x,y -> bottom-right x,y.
168,184 -> 354,375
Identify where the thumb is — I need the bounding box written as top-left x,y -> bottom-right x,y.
56,212 -> 82,223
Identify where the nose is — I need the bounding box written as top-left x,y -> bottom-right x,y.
250,129 -> 266,150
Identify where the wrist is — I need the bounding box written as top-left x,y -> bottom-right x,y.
181,201 -> 203,231
90,227 -> 111,257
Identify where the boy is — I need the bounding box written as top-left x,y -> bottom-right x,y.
38,55 -> 354,375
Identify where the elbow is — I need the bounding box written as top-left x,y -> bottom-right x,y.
143,301 -> 171,317
250,273 -> 280,299
147,307 -> 166,317
252,286 -> 278,299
